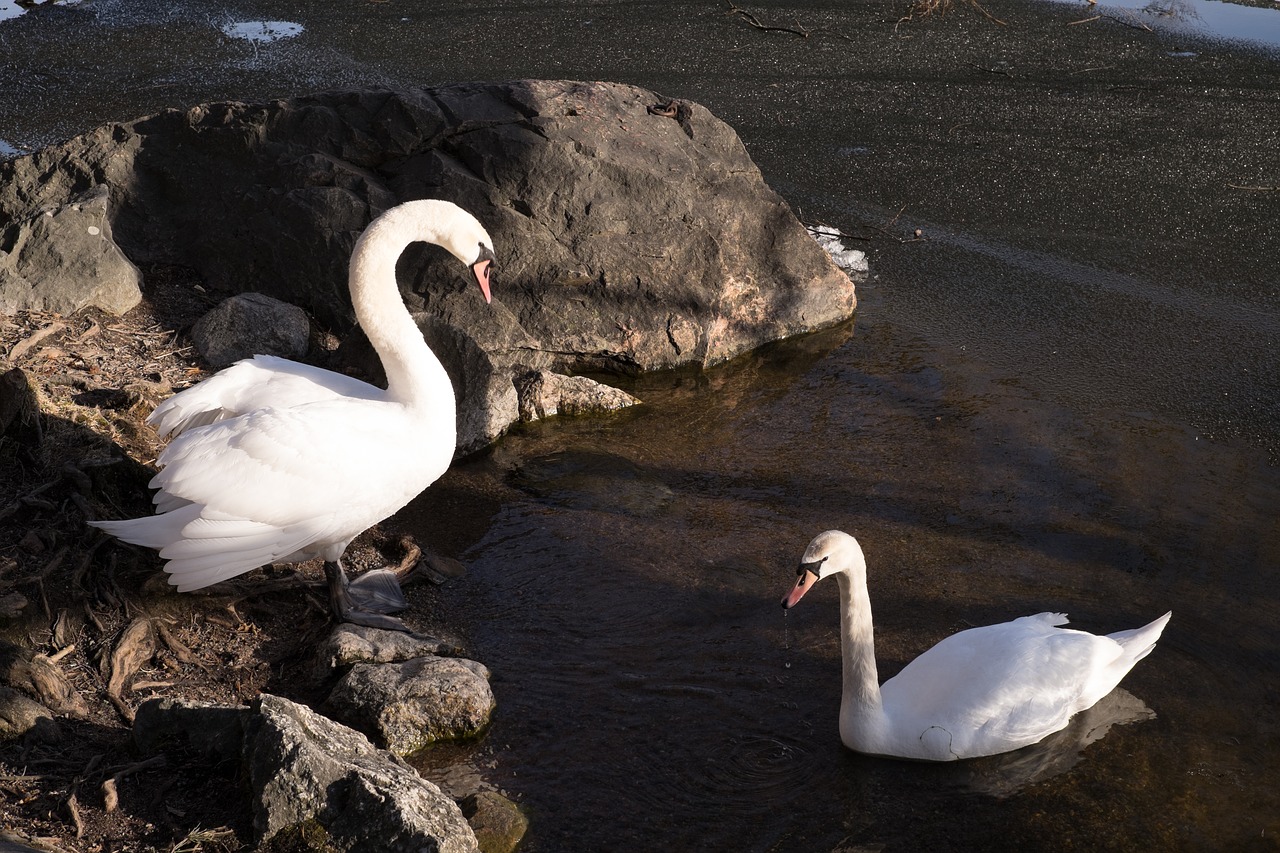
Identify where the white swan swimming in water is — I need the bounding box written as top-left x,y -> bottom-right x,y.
781,530 -> 1170,761
90,199 -> 496,631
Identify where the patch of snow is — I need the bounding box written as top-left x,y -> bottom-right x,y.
221,20 -> 304,44
809,226 -> 869,274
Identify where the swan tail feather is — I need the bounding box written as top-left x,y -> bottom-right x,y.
87,504 -> 205,551
146,358 -> 267,438
1108,611 -> 1172,664
160,519 -> 320,591
92,506 -> 323,592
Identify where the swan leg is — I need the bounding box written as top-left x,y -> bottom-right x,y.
324,560 -> 412,632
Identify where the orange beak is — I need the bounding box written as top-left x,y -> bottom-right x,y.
471,259 -> 492,304
781,570 -> 819,609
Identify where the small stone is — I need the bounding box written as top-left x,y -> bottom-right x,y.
190,292 -> 311,368
326,657 -> 495,756
0,686 -> 54,741
133,696 -> 251,762
314,624 -> 464,680
460,791 -> 528,853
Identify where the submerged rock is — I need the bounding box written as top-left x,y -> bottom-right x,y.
460,791 -> 528,853
0,80 -> 857,451
516,369 -> 640,422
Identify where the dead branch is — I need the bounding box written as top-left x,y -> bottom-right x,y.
727,2 -> 809,37
1104,11 -> 1153,31
965,61 -> 1013,77
63,790 -> 84,838
105,617 -> 156,721
9,321 -> 67,362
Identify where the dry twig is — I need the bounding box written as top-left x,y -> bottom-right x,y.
727,2 -> 810,37
8,321 -> 67,362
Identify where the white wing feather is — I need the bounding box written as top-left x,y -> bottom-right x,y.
94,396 -> 451,591
148,355 -> 383,439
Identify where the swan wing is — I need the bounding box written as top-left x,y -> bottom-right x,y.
152,398 -> 449,530
148,356 -> 384,438
880,613 -> 1128,759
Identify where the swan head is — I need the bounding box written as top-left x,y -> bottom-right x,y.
781,530 -> 865,609
434,209 -> 496,305
391,199 -> 497,304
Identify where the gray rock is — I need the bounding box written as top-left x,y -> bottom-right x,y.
191,292 -> 311,368
247,694 -> 478,852
516,369 -> 639,422
314,624 -> 465,680
128,694 -> 480,852
0,186 -> 141,315
0,686 -> 53,741
326,657 -> 494,756
0,81 -> 858,450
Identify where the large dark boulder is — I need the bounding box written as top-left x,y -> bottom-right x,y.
0,80 -> 858,448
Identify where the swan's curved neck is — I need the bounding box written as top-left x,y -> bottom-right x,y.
348,208 -> 456,415
836,568 -> 885,727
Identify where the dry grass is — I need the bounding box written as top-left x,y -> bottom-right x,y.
902,0 -> 1009,25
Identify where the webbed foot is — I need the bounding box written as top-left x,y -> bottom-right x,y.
325,560 -> 412,633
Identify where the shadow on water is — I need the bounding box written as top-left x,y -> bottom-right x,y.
422,314 -> 1280,852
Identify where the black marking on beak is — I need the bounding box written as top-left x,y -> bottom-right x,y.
796,557 -> 826,580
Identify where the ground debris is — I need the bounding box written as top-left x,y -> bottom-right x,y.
105,617 -> 156,722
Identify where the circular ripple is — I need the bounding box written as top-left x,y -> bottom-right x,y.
684,732 -> 817,808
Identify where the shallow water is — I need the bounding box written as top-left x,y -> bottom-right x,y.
1044,0 -> 1280,51
410,304 -> 1278,850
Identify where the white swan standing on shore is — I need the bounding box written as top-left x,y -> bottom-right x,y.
782,530 -> 1170,761
91,199 -> 495,631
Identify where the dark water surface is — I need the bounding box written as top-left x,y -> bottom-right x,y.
413,306 -> 1276,851
4,1 -> 1278,850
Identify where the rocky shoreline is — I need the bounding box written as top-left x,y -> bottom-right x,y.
0,82 -> 860,852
